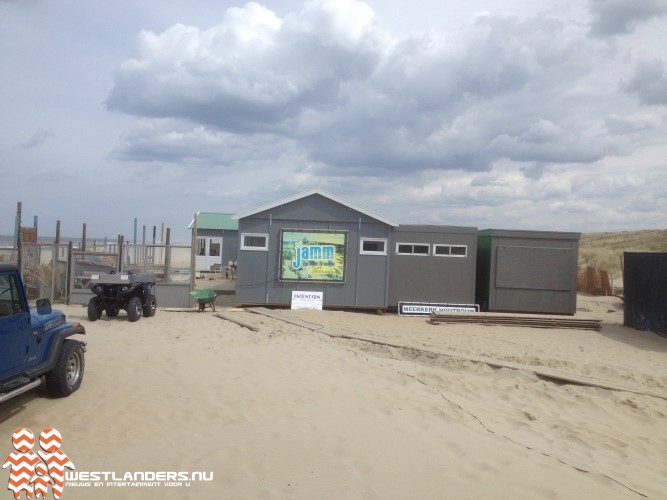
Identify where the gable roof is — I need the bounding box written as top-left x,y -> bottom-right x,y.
231,188 -> 399,227
188,212 -> 238,231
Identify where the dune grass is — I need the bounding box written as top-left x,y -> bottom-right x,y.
579,229 -> 667,275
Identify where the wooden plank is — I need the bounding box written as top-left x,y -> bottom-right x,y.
429,311 -> 601,330
213,313 -> 260,331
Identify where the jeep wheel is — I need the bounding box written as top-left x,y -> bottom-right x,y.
127,296 -> 142,322
46,340 -> 85,397
106,308 -> 119,317
87,297 -> 103,321
143,294 -> 157,317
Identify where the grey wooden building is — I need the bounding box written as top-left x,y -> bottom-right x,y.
389,225 -> 477,308
476,229 -> 580,315
232,189 -> 398,308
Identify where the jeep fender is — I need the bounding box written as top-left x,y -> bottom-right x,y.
26,323 -> 86,381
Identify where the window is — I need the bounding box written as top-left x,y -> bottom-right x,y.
241,233 -> 269,251
0,274 -> 25,316
197,238 -> 206,256
210,241 -> 220,256
433,244 -> 467,257
396,243 -> 430,255
360,238 -> 387,255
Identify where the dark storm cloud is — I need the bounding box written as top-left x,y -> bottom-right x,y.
588,0 -> 667,36
624,59 -> 667,105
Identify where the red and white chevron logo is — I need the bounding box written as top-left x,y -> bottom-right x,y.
37,430 -> 61,455
10,429 -> 34,454
3,428 -> 74,499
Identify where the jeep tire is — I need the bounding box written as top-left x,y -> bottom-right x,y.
87,297 -> 103,321
127,296 -> 142,322
46,340 -> 85,397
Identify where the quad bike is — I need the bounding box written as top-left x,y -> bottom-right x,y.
87,272 -> 157,322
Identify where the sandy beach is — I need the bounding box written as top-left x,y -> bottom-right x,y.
1,294 -> 665,499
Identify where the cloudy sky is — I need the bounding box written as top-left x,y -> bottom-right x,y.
1,0 -> 666,242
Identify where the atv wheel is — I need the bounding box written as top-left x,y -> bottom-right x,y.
143,294 -> 157,317
127,296 -> 142,322
87,297 -> 102,321
46,340 -> 85,397
106,308 -> 119,317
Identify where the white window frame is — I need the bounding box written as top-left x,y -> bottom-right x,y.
433,244 -> 468,258
240,233 -> 269,251
360,237 -> 388,255
395,242 -> 430,256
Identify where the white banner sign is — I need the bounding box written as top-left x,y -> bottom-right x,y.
398,302 -> 479,316
291,291 -> 324,310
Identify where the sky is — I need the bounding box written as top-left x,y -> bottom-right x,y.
1,0 -> 666,243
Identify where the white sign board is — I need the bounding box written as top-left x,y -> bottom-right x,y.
398,302 -> 479,316
291,291 -> 324,310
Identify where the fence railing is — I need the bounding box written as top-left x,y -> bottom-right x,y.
2,242 -> 194,307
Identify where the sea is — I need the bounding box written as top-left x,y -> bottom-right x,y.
0,234 -> 92,247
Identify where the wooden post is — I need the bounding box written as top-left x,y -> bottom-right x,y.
165,228 -> 171,283
190,213 -> 198,307
82,223 -> 87,252
66,241 -> 73,304
117,235 -> 124,273
14,202 -> 22,250
52,221 -> 61,302
17,230 -> 22,275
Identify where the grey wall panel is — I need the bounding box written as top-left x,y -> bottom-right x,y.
355,253 -> 389,307
155,283 -> 191,308
252,193 -> 386,226
494,289 -> 572,315
221,231 -> 238,266
495,246 -> 573,291
389,225 -> 477,307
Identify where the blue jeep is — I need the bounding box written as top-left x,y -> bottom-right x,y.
0,263 -> 86,403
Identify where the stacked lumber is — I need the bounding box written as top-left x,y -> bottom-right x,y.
429,311 -> 602,331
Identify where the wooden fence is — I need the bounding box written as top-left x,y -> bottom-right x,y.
577,265 -> 614,296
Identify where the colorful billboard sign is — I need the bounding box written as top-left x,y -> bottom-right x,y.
280,230 -> 347,282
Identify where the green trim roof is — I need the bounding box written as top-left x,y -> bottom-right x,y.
188,212 -> 238,231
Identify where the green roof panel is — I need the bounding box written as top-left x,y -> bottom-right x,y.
188,213 -> 238,231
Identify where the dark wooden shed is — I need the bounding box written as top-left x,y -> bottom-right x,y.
476,229 -> 580,315
623,252 -> 667,337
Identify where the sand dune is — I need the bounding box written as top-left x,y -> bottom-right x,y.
1,294 -> 665,499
